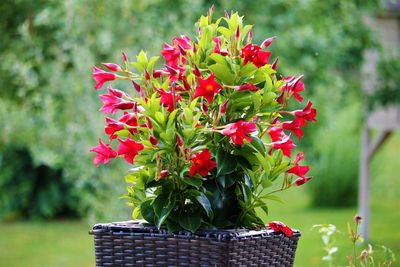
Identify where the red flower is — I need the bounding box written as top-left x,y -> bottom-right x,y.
89,139 -> 117,166
268,127 -> 296,157
105,112 -> 138,140
92,66 -> 117,90
268,221 -> 293,237
102,63 -> 121,72
281,118 -> 306,139
287,153 -> 310,178
161,35 -> 191,68
99,86 -> 135,115
278,76 -> 305,103
158,88 -> 182,112
241,43 -> 271,68
292,101 -> 317,124
149,136 -> 158,146
117,138 -> 144,164
189,149 -> 217,177
222,120 -> 257,145
194,74 -> 223,104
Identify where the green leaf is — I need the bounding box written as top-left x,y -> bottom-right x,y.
261,194 -> 284,203
189,190 -> 214,220
140,200 -> 155,224
153,193 -> 176,228
181,176 -> 202,189
209,63 -> 235,85
255,152 -> 271,173
216,150 -> 237,176
132,206 -> 140,220
178,210 -> 201,233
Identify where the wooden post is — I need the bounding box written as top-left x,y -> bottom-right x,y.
358,127 -> 370,240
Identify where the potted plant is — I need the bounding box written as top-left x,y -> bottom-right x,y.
89,7 -> 316,266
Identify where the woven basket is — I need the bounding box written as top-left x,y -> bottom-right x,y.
90,220 -> 300,267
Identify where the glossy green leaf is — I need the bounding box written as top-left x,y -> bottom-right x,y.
178,210 -> 201,233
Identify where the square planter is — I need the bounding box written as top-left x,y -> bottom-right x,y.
90,220 -> 300,266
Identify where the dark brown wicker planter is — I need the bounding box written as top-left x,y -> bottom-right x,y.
90,220 -> 300,267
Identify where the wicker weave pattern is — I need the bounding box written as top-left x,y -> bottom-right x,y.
90,221 -> 300,267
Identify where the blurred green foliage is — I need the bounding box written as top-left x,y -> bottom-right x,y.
369,55 -> 400,109
0,0 -> 382,220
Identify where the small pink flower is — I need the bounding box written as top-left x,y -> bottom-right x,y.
89,139 -> 117,166
292,101 -> 317,123
158,88 -> 182,112
278,75 -> 305,103
92,66 -> 117,90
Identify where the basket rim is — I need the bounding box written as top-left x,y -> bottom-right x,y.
90,220 -> 300,241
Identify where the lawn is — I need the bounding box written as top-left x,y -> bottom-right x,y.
0,134 -> 399,267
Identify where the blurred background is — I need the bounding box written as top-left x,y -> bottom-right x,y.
0,0 -> 399,266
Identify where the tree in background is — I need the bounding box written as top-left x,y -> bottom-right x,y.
0,0 -> 380,220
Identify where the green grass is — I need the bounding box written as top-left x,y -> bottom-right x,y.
0,133 -> 399,267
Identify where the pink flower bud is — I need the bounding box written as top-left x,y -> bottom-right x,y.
201,102 -> 208,113
102,63 -> 121,72
178,44 -> 186,56
150,136 -> 158,145
353,215 -> 362,224
220,100 -> 228,114
224,10 -> 230,19
146,117 -> 153,129
293,177 -> 311,186
144,69 -> 151,81
193,43 -> 198,53
132,80 -> 142,92
261,36 -> 276,49
122,52 -> 128,62
247,30 -> 253,44
272,57 -> 279,70
160,170 -> 169,178
235,26 -> 240,40
176,134 -> 183,147
193,65 -> 201,77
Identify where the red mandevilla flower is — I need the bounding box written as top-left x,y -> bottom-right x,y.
99,86 -> 135,115
292,101 -> 317,123
222,120 -> 257,145
241,43 -> 271,68
105,112 -> 138,140
287,153 -> 310,178
194,74 -> 223,104
89,138 -> 117,166
189,149 -> 217,177
92,66 -> 117,90
158,88 -> 182,112
237,83 -> 258,91
161,35 -> 192,68
268,221 -> 293,237
277,75 -> 305,103
117,138 -> 144,164
281,118 -> 306,139
268,126 -> 296,157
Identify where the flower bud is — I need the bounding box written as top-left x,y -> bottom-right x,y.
201,102 -> 208,113
272,57 -> 279,70
247,29 -> 253,44
144,69 -> 151,81
176,134 -> 183,147
150,136 -> 158,145
220,100 -> 228,114
235,26 -> 240,40
224,9 -> 230,19
160,170 -> 169,178
102,63 -> 121,72
193,65 -> 201,77
353,215 -> 362,224
122,52 -> 128,63
146,117 -> 153,129
132,80 -> 142,92
261,36 -> 276,49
